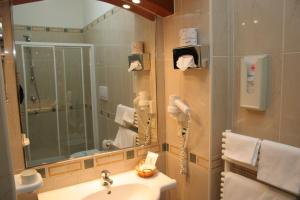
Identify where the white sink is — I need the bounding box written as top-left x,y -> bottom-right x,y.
39,170 -> 176,200
83,183 -> 159,200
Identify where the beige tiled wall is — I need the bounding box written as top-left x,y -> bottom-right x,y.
229,0 -> 300,148
84,9 -> 135,143
83,8 -> 157,145
209,0 -> 300,199
210,0 -> 232,198
14,28 -> 84,43
158,0 -> 211,199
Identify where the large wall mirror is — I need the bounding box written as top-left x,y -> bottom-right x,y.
12,0 -> 158,168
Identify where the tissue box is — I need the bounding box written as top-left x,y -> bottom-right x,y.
128,53 -> 150,71
173,45 -> 209,70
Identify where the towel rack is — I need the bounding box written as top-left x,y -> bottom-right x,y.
133,111 -> 138,128
220,130 -> 258,200
220,130 -> 298,200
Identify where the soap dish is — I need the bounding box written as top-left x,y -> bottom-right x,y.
135,160 -> 157,178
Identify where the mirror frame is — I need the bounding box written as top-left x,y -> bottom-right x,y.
11,0 -> 174,21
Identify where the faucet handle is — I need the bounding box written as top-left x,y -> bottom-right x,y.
101,169 -> 111,178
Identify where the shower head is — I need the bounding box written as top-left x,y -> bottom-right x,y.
30,95 -> 37,103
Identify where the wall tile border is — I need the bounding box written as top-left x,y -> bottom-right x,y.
136,144 -> 160,157
167,143 -> 223,170
95,152 -> 124,166
14,25 -> 82,33
33,144 -> 160,179
48,161 -> 82,177
13,7 -> 121,34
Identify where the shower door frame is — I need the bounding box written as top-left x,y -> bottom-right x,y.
16,41 -> 99,166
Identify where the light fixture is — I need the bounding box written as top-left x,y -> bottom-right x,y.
253,19 -> 259,24
123,4 -> 131,9
132,0 -> 141,4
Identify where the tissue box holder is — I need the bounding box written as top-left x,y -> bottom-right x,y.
173,45 -> 209,70
128,53 -> 150,71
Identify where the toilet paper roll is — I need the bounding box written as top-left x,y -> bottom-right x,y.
131,41 -> 144,54
176,55 -> 196,71
102,139 -> 114,150
179,28 -> 198,46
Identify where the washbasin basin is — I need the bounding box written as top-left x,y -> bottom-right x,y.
38,171 -> 176,200
83,183 -> 159,200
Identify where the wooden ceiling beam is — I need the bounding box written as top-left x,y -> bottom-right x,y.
124,0 -> 173,17
11,0 -> 42,5
99,0 -> 156,21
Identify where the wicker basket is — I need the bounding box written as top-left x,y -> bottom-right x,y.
135,160 -> 157,178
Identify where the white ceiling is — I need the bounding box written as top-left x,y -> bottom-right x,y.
12,0 -> 114,28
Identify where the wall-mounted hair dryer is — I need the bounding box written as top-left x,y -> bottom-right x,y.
134,91 -> 154,113
134,91 -> 154,145
167,95 -> 190,122
167,95 -> 191,175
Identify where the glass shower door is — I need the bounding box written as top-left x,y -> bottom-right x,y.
16,43 -> 97,167
21,46 -> 62,166
60,47 -> 88,154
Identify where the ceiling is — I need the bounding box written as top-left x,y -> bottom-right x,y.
11,0 -> 174,21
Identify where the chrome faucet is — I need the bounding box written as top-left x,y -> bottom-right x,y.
101,170 -> 113,194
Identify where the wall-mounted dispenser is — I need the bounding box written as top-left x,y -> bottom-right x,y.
98,85 -> 109,101
128,41 -> 150,72
173,45 -> 209,71
128,53 -> 150,72
240,54 -> 269,111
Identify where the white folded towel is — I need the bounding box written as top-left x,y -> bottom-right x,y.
113,127 -> 137,149
223,172 -> 296,200
223,131 -> 261,166
122,107 -> 135,126
179,28 -> 198,46
115,104 -> 135,126
257,140 -> 300,195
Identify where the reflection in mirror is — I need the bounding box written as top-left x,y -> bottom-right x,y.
12,0 -> 157,167
0,20 -> 4,56
0,19 -> 5,93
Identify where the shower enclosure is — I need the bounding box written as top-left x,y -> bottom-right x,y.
15,42 -> 98,167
